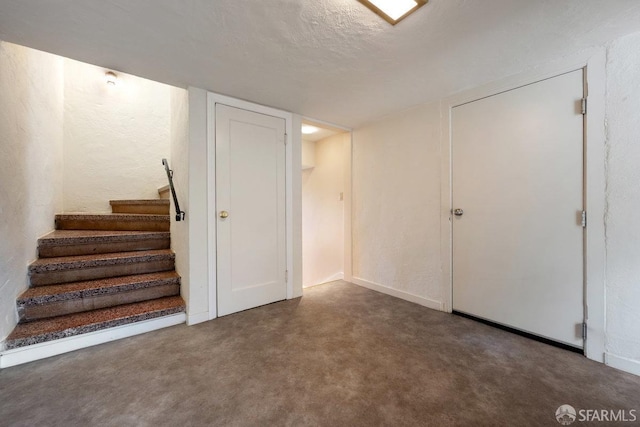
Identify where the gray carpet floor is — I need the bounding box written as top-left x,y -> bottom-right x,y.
1,281 -> 639,426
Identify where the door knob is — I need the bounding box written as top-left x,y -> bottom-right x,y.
219,210 -> 229,219
453,209 -> 464,217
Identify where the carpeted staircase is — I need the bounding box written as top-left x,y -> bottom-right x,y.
4,198 -> 185,350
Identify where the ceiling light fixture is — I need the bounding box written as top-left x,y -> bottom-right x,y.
358,0 -> 427,25
301,125 -> 320,135
105,71 -> 118,86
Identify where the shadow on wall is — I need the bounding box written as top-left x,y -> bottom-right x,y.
0,42 -> 64,342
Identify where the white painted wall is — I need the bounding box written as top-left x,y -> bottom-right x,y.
351,32 -> 640,373
0,42 -> 64,343
63,59 -> 171,212
302,133 -> 347,287
604,32 -> 640,367
168,87 -> 190,315
352,102 -> 442,309
186,87 -> 210,324
302,140 -> 315,170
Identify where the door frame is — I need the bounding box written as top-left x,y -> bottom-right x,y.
207,93 -> 294,320
439,50 -> 606,362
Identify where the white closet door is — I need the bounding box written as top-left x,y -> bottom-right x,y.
452,70 -> 585,348
216,104 -> 287,316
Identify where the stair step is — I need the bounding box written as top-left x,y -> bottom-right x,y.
17,272 -> 181,321
158,185 -> 170,200
158,184 -> 171,200
28,250 -> 175,286
38,230 -> 170,258
110,199 -> 170,215
55,213 -> 169,232
5,296 -> 185,350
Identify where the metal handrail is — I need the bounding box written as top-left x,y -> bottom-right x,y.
162,159 -> 186,221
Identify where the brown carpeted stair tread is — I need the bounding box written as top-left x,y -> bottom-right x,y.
37,230 -> 171,257
109,199 -> 169,205
29,250 -> 175,273
39,229 -> 170,244
109,199 -> 170,215
28,250 -> 176,287
6,296 -> 185,349
18,271 -> 181,304
55,213 -> 170,231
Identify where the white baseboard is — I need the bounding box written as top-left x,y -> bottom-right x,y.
605,353 -> 640,377
303,272 -> 345,289
351,277 -> 444,311
324,272 -> 344,283
187,311 -> 210,325
0,313 -> 186,369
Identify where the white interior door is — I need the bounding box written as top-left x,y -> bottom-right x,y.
216,104 -> 287,316
452,70 -> 585,348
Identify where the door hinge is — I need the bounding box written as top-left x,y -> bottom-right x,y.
581,210 -> 587,228
285,270 -> 288,282
581,98 -> 587,115
582,322 -> 588,340
284,133 -> 288,145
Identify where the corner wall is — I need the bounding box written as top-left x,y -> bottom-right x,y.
0,42 -> 64,342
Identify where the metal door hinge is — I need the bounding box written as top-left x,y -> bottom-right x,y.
285,270 -> 289,282
581,98 -> 587,115
581,210 -> 587,228
284,133 -> 288,145
582,322 -> 588,340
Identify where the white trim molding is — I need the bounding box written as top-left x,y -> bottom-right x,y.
187,312 -> 210,326
352,277 -> 444,311
0,313 -> 186,369
187,86 -> 211,324
291,114 -> 304,299
605,353 -> 640,377
303,273 -> 345,288
440,48 -> 607,363
343,131 -> 354,284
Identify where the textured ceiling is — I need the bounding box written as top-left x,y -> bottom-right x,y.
1,0 -> 640,127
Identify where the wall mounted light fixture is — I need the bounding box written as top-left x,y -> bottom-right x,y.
105,71 -> 118,86
358,0 -> 427,25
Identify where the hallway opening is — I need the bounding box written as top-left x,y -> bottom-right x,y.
301,120 -> 351,288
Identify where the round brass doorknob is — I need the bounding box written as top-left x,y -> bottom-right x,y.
219,211 -> 229,219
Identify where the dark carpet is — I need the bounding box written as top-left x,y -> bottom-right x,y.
1,281 -> 638,426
